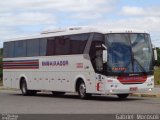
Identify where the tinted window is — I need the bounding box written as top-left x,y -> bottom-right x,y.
27,39 -> 39,57
3,42 -> 8,58
4,33 -> 90,57
89,33 -> 104,72
46,37 -> 55,56
70,33 -> 89,54
3,42 -> 14,58
40,38 -> 47,56
46,36 -> 71,55
46,33 -> 89,56
14,40 -> 27,57
55,36 -> 70,55
89,33 -> 104,58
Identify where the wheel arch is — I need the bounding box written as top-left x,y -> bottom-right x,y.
75,75 -> 87,92
19,75 -> 28,89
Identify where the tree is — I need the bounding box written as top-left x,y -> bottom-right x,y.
155,48 -> 160,66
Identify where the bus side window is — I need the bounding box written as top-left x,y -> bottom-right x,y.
27,39 -> 39,57
95,49 -> 103,71
3,42 -> 14,58
89,33 -> 104,72
39,38 -> 47,56
14,40 -> 27,57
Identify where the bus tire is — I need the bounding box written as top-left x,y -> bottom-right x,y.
20,79 -> 30,96
78,81 -> 91,99
20,79 -> 37,96
117,94 -> 129,99
30,90 -> 37,96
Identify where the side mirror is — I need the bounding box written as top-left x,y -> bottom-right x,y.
103,50 -> 108,63
153,48 -> 158,61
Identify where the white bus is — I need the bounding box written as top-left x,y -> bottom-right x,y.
3,26 -> 157,99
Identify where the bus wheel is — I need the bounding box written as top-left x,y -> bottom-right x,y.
78,81 -> 91,99
30,90 -> 37,96
117,94 -> 129,99
52,91 -> 65,96
20,80 -> 30,96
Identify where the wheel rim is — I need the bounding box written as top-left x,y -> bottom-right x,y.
79,83 -> 86,97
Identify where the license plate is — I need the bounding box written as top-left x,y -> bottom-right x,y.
130,87 -> 138,91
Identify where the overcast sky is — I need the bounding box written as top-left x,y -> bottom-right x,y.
0,0 -> 160,47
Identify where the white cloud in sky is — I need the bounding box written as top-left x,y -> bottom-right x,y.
121,6 -> 145,16
0,12 -> 57,26
0,0 -> 160,47
119,5 -> 160,46
0,0 -> 118,45
121,6 -> 160,17
101,17 -> 160,31
0,0 -> 118,26
0,0 -> 116,13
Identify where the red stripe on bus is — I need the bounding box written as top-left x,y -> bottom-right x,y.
3,62 -> 39,65
3,64 -> 39,67
3,66 -> 39,69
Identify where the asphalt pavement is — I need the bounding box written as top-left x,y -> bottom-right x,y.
0,90 -> 160,114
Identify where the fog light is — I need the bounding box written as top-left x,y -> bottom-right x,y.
149,88 -> 152,91
109,90 -> 113,93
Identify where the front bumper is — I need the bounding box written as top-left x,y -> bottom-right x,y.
104,82 -> 154,94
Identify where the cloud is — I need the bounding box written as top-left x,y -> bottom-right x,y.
121,6 -> 144,16
0,0 -> 117,12
121,6 -> 160,17
0,0 -> 118,27
0,0 -> 160,47
94,16 -> 160,47
0,0 -> 118,44
0,11 -> 57,27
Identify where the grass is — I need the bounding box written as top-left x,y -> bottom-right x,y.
154,68 -> 160,85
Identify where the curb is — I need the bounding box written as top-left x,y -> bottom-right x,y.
0,86 -> 19,91
131,93 -> 160,98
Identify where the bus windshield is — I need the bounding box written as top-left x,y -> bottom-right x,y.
105,33 -> 153,76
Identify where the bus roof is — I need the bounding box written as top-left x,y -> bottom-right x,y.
5,26 -> 149,42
